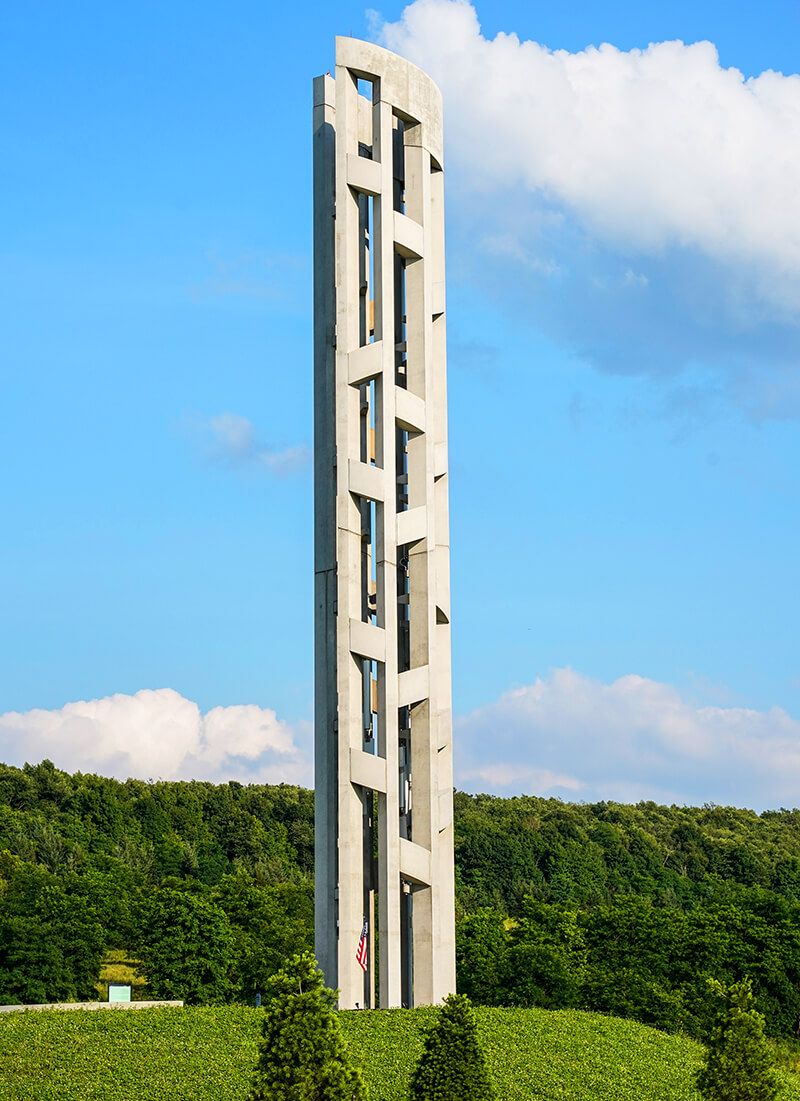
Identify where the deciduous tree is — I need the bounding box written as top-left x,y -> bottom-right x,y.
134,887 -> 235,1004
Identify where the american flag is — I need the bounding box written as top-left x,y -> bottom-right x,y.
356,918 -> 368,972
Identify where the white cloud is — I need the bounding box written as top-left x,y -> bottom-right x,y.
381,0 -> 800,312
203,412 -> 310,475
8,673 -> 800,810
456,667 -> 800,809
0,689 -> 311,785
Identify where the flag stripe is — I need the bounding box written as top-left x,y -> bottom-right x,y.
356,918 -> 368,972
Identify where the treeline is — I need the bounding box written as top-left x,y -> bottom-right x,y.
454,793 -> 800,1037
4,761 -> 800,1036
453,791 -> 800,913
458,893 -> 800,1039
0,761 -> 314,1005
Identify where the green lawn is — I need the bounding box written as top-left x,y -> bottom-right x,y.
0,1003 -> 797,1101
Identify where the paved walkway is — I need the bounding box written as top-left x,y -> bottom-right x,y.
0,1000 -> 183,1013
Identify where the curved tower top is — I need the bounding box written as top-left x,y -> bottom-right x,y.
334,36 -> 444,166
314,37 -> 455,1009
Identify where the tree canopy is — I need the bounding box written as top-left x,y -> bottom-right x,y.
4,760 -> 800,1038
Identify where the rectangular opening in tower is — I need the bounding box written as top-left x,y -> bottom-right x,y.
362,658 -> 379,747
362,787 -> 376,1008
357,491 -> 378,625
393,116 -> 405,213
358,192 -> 375,348
356,77 -> 375,159
400,879 -> 413,1007
359,380 -> 378,465
394,253 -> 407,387
399,704 -> 412,839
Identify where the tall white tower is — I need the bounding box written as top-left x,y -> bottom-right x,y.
313,37 -> 455,1009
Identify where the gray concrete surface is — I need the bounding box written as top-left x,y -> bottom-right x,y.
314,37 -> 455,1010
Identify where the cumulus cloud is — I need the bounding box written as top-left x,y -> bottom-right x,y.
455,667 -> 800,809
6,674 -> 799,809
382,0 -> 800,301
0,689 -> 312,785
379,2 -> 800,413
201,412 -> 310,475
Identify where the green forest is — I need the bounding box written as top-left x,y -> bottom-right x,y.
4,760 -> 800,1041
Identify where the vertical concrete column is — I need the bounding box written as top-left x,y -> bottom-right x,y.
334,61 -> 374,1011
372,91 -> 404,1010
428,161 -> 456,1003
312,72 -> 338,995
314,37 -> 455,1009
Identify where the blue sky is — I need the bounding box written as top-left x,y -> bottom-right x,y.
2,0 -> 799,807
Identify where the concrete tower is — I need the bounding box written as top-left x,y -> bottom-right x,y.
313,37 -> 455,1010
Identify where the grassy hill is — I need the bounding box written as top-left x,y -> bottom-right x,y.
1,1002 -> 799,1101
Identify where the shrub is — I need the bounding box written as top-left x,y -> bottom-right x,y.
696,977 -> 782,1101
408,993 -> 495,1101
249,952 -> 367,1101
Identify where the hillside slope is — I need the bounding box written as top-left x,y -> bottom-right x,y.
1,1003 -> 798,1101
